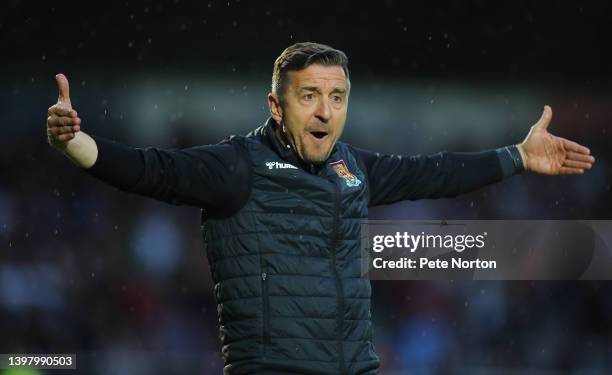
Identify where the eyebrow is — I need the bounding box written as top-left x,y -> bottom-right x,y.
299,86 -> 348,95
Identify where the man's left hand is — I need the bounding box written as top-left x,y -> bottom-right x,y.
516,105 -> 595,175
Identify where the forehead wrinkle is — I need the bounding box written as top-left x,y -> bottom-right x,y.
292,78 -> 348,95
287,66 -> 348,94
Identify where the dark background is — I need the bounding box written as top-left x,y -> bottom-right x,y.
1,1 -> 611,374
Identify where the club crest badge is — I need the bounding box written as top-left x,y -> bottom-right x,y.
329,160 -> 362,187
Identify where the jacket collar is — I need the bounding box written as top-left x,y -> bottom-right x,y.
260,117 -> 332,174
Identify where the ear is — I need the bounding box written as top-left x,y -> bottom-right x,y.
267,93 -> 283,124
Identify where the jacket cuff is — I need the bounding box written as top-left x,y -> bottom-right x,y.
496,145 -> 525,177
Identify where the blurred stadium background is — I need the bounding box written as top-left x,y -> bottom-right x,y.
1,1 -> 611,374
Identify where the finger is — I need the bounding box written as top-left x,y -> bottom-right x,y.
48,125 -> 77,138
534,105 -> 553,130
563,160 -> 593,169
48,105 -> 77,117
560,137 -> 590,154
50,125 -> 80,135
47,115 -> 60,127
47,116 -> 81,127
559,167 -> 584,175
567,151 -> 595,163
55,73 -> 72,108
56,116 -> 80,127
55,133 -> 76,142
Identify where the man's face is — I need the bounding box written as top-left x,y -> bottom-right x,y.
269,64 -> 349,164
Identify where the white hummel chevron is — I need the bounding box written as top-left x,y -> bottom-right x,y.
265,161 -> 298,170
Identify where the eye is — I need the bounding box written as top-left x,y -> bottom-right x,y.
303,94 -> 313,101
332,95 -> 343,103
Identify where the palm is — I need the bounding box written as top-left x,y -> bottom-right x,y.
522,128 -> 566,175
518,106 -> 594,175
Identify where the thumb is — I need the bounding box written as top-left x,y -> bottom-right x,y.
534,105 -> 552,130
55,73 -> 72,109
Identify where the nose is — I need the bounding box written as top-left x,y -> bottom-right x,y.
314,97 -> 331,124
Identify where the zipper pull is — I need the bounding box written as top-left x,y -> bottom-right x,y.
261,272 -> 267,281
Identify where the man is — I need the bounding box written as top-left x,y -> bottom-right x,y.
47,42 -> 595,374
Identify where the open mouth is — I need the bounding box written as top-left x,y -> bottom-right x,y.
309,131 -> 328,140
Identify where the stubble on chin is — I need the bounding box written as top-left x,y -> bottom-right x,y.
301,145 -> 332,165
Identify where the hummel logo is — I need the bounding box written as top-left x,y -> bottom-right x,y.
265,161 -> 298,170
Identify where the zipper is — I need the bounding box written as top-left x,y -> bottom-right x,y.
330,180 -> 346,374
261,271 -> 270,350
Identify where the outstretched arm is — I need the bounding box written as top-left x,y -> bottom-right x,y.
355,146 -> 512,206
47,74 -> 250,213
356,105 -> 595,207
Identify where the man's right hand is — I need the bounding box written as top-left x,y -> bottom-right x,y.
46,73 -> 98,169
47,73 -> 81,149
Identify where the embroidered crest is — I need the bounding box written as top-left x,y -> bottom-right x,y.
329,159 -> 362,187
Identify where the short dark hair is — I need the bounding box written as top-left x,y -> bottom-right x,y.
272,42 -> 350,103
